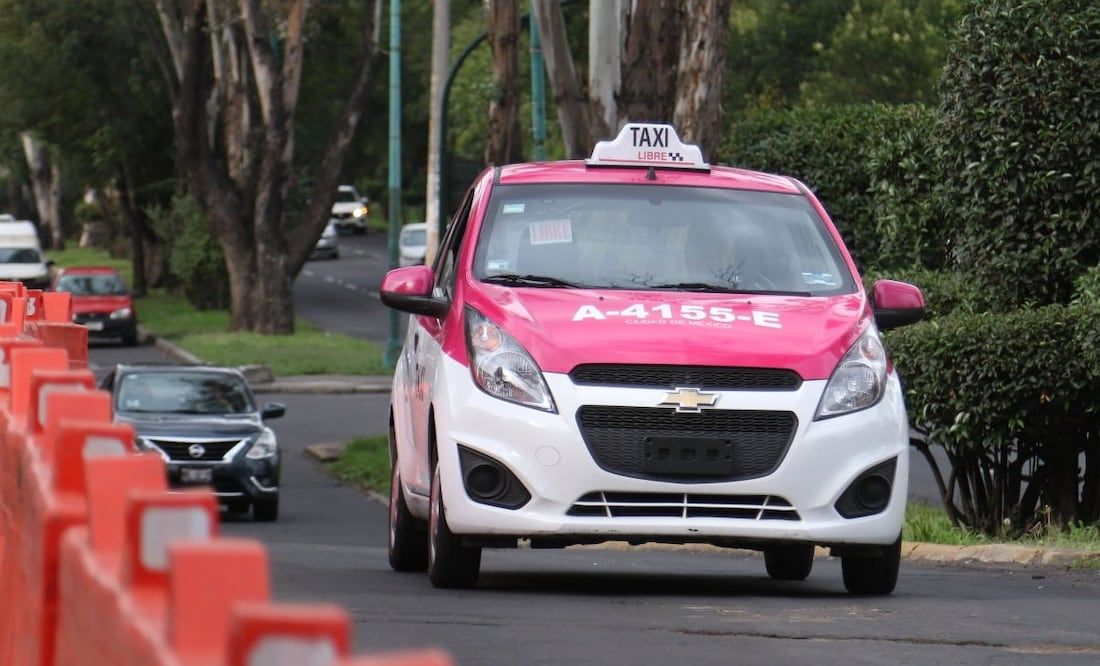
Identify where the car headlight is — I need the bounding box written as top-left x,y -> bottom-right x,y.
465,307 -> 555,412
814,326 -> 888,420
109,307 -> 133,319
353,205 -> 368,218
246,428 -> 278,459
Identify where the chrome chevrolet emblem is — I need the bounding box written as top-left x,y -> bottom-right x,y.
188,444 -> 206,459
659,387 -> 719,413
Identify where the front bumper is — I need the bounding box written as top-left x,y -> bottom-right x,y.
73,314 -> 137,339
165,455 -> 280,503
405,354 -> 909,548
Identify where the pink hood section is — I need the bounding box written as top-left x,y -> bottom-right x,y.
457,281 -> 869,381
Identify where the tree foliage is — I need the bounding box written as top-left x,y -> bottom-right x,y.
938,0 -> 1100,309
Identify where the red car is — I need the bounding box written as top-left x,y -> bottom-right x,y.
51,266 -> 138,345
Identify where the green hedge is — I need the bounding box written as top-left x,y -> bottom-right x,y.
723,104 -> 945,272
887,303 -> 1100,534
937,0 -> 1100,309
862,268 -> 980,321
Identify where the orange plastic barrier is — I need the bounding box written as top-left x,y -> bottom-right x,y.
0,280 -> 455,665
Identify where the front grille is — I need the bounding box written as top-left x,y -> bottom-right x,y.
149,438 -> 244,461
570,364 -> 802,391
576,406 -> 796,482
74,312 -> 109,322
567,492 -> 800,520
332,211 -> 354,219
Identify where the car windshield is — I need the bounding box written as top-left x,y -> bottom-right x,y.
336,189 -> 360,203
473,184 -> 855,296
0,247 -> 42,264
55,273 -> 127,295
116,371 -> 255,415
402,228 -> 426,245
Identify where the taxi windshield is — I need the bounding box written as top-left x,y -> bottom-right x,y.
473,184 -> 854,296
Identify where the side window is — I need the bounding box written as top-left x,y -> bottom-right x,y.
433,189 -> 474,299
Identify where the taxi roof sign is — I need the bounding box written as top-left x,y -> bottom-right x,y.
587,123 -> 708,171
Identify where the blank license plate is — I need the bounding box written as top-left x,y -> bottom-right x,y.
180,467 -> 213,484
643,437 -> 734,476
84,321 -> 105,331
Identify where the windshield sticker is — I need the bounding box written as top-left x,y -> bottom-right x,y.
801,272 -> 839,287
486,259 -> 511,273
502,203 -> 526,214
529,219 -> 573,245
124,398 -> 141,409
572,303 -> 781,329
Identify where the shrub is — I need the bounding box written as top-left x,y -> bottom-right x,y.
148,194 -> 229,310
937,0 -> 1100,309
723,104 -> 945,272
887,303 -> 1100,534
862,267 -> 979,320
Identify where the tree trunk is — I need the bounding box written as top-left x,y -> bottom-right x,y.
619,0 -> 682,124
19,132 -> 64,250
673,0 -> 732,162
588,0 -> 624,132
118,164 -> 148,296
425,0 -> 450,266
532,0 -> 604,158
484,0 -> 524,166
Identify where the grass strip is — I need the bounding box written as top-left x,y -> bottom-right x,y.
47,247 -> 389,376
328,435 -> 390,495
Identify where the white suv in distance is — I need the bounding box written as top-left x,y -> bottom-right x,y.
331,185 -> 369,235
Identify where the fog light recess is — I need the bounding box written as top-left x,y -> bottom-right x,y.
835,457 -> 897,519
458,445 -> 531,509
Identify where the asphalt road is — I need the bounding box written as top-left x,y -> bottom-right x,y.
87,339 -> 1100,665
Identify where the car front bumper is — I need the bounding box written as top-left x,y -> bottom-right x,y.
165,454 -> 281,503
402,354 -> 909,549
73,314 -> 137,339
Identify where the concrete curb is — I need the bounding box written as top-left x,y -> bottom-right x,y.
137,325 -> 204,366
251,382 -> 391,395
307,439 -> 1100,570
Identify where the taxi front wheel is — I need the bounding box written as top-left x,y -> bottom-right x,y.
388,462 -> 428,572
428,463 -> 481,588
764,544 -> 814,581
841,535 -> 901,595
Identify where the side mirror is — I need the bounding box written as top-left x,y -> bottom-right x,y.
46,259 -> 56,268
380,265 -> 449,318
871,279 -> 925,331
261,402 -> 286,420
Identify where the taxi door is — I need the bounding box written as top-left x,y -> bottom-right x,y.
407,191 -> 473,495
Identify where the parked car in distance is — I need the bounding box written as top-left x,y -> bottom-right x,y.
51,266 -> 138,345
0,220 -> 50,289
331,184 -> 369,235
311,219 -> 340,260
399,222 -> 427,267
100,364 -> 285,521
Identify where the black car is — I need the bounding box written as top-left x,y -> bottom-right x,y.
100,364 -> 285,521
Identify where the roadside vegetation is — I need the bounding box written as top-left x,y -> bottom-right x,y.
48,247 -> 389,377
328,435 -> 390,495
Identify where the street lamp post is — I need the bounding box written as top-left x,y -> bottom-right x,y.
385,0 -> 403,369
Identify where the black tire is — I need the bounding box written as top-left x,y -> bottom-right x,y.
842,535 -> 902,595
226,499 -> 251,515
355,226 -> 367,236
122,328 -> 138,346
427,463 -> 481,588
764,544 -> 815,581
389,463 -> 428,572
253,496 -> 279,522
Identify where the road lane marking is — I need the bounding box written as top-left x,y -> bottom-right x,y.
324,276 -> 335,283
303,269 -> 314,277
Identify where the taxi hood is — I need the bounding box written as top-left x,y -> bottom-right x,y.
461,284 -> 870,381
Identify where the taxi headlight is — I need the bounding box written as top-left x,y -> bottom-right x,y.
465,308 -> 556,413
353,205 -> 368,218
815,327 -> 888,420
110,307 -> 133,319
246,428 -> 278,459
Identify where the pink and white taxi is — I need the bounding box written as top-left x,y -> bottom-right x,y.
380,123 -> 925,593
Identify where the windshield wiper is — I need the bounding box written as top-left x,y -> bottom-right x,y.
483,273 -> 588,288
648,282 -> 815,297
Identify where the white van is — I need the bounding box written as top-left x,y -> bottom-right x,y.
0,221 -> 50,289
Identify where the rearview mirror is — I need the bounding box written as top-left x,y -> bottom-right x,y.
380,266 -> 449,318
261,402 -> 286,420
871,279 -> 925,331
